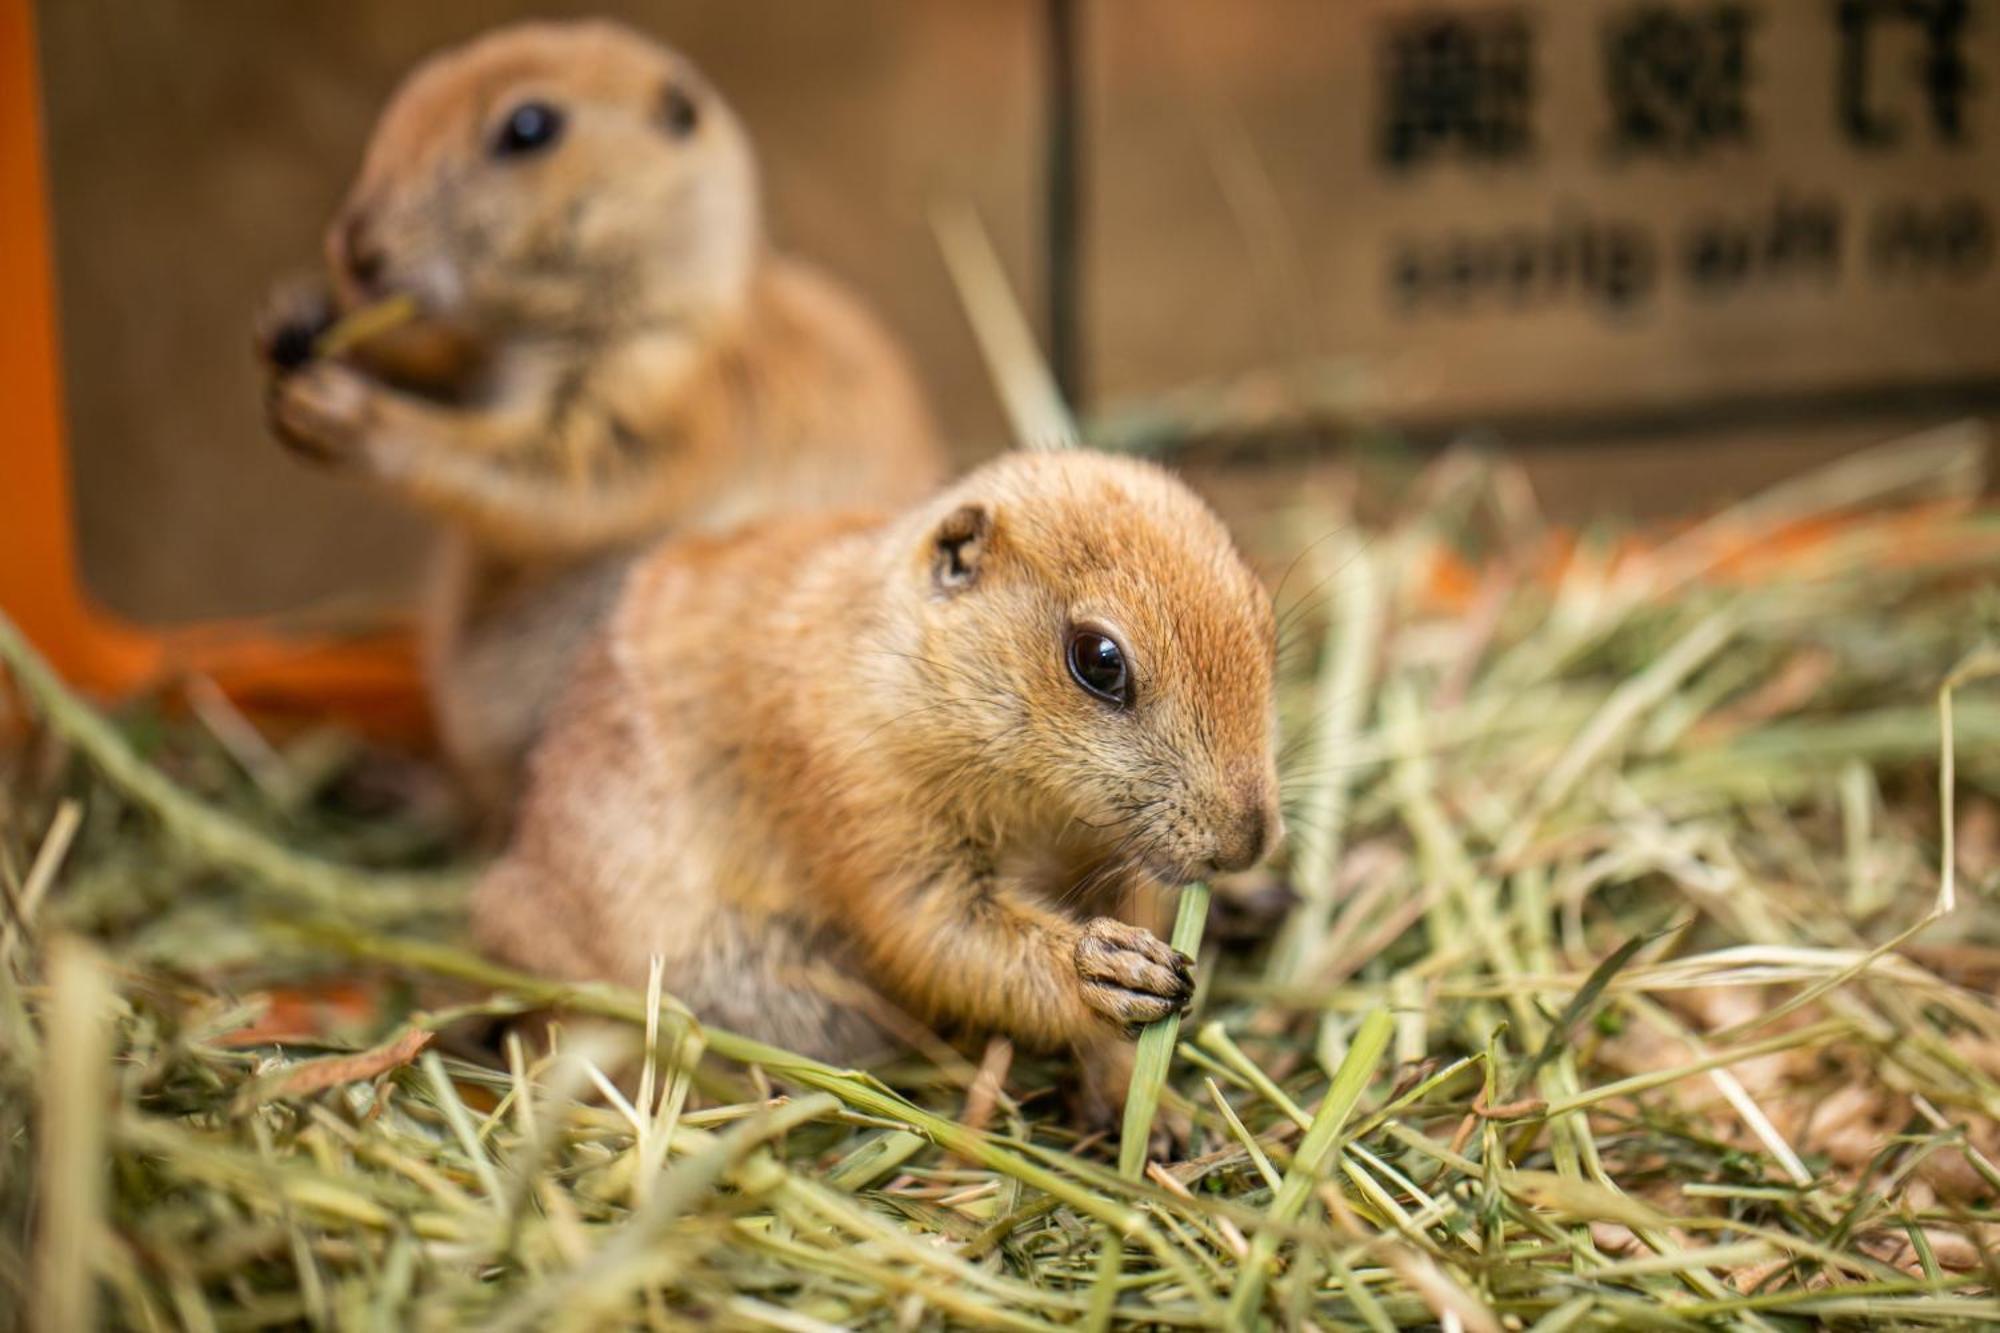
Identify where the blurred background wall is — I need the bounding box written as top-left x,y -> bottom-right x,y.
33,0 -> 2000,624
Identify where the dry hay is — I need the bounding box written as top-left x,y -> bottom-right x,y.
2,431 -> 1999,1330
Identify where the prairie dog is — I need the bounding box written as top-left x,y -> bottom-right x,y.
472,451 -> 1281,1116
255,20 -> 943,805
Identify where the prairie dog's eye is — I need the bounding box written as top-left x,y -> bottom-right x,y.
660,85 -> 700,138
493,101 -> 564,157
1066,628 -> 1132,707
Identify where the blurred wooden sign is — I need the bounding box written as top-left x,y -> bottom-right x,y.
1091,0 -> 2000,447
29,0 -> 2000,637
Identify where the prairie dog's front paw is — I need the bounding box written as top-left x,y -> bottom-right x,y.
269,361 -> 376,466
1074,918 -> 1194,1032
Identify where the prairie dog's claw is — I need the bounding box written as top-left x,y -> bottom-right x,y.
1074,917 -> 1194,1029
257,275 -> 336,374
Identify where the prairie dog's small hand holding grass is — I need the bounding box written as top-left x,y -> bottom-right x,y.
268,361 -> 376,465
1074,917 -> 1196,1033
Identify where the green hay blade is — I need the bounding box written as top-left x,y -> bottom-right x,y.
1226,1006 -> 1393,1326
1119,880 -> 1211,1179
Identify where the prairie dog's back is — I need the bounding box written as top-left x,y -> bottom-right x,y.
472,510 -> 895,1058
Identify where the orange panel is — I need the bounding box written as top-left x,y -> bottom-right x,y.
0,0 -> 427,740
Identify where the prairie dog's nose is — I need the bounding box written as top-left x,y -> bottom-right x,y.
336,209 -> 387,291
1213,783 -> 1281,874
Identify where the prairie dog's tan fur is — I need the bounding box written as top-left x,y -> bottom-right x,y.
256,20 -> 942,804
473,451 -> 1280,1115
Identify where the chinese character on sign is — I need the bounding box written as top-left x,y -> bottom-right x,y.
1603,4 -> 1756,158
1835,0 -> 1976,147
1378,9 -> 1536,170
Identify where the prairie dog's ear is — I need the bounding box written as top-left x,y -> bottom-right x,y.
931,503 -> 992,594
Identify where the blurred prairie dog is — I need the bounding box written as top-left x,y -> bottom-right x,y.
256,20 -> 942,805
472,450 -> 1282,1119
